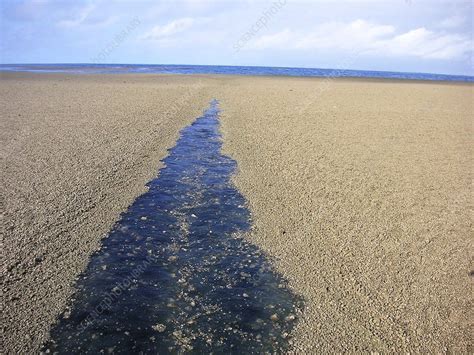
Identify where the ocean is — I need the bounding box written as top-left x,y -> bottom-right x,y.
1,63 -> 472,82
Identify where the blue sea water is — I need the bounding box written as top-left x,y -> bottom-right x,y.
1,63 -> 473,82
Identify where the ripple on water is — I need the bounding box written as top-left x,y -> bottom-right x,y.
41,99 -> 302,354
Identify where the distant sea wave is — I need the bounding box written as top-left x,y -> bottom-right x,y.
1,64 -> 472,82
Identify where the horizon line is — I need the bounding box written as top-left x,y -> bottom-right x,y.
1,62 -> 472,78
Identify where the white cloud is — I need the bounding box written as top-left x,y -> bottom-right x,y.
140,18 -> 197,40
249,20 -> 395,52
373,28 -> 471,60
247,19 -> 472,60
251,29 -> 293,49
56,4 -> 116,29
296,20 -> 395,52
439,15 -> 466,29
57,4 -> 95,28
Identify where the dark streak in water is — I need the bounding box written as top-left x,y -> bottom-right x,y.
41,100 -> 302,354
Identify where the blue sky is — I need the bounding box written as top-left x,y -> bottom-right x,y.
0,0 -> 472,75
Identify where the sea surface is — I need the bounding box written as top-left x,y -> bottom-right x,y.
1,63 -> 473,82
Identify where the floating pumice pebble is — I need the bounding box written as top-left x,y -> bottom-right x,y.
152,324 -> 166,333
62,308 -> 71,319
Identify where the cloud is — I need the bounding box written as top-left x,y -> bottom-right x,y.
439,15 -> 466,29
247,19 -> 472,60
249,20 -> 395,52
250,29 -> 293,49
56,3 -> 116,29
140,18 -> 197,40
56,4 -> 95,28
373,27 -> 471,60
298,20 -> 395,52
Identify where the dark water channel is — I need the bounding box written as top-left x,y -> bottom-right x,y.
41,100 -> 302,354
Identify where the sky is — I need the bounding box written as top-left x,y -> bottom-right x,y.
0,0 -> 472,75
